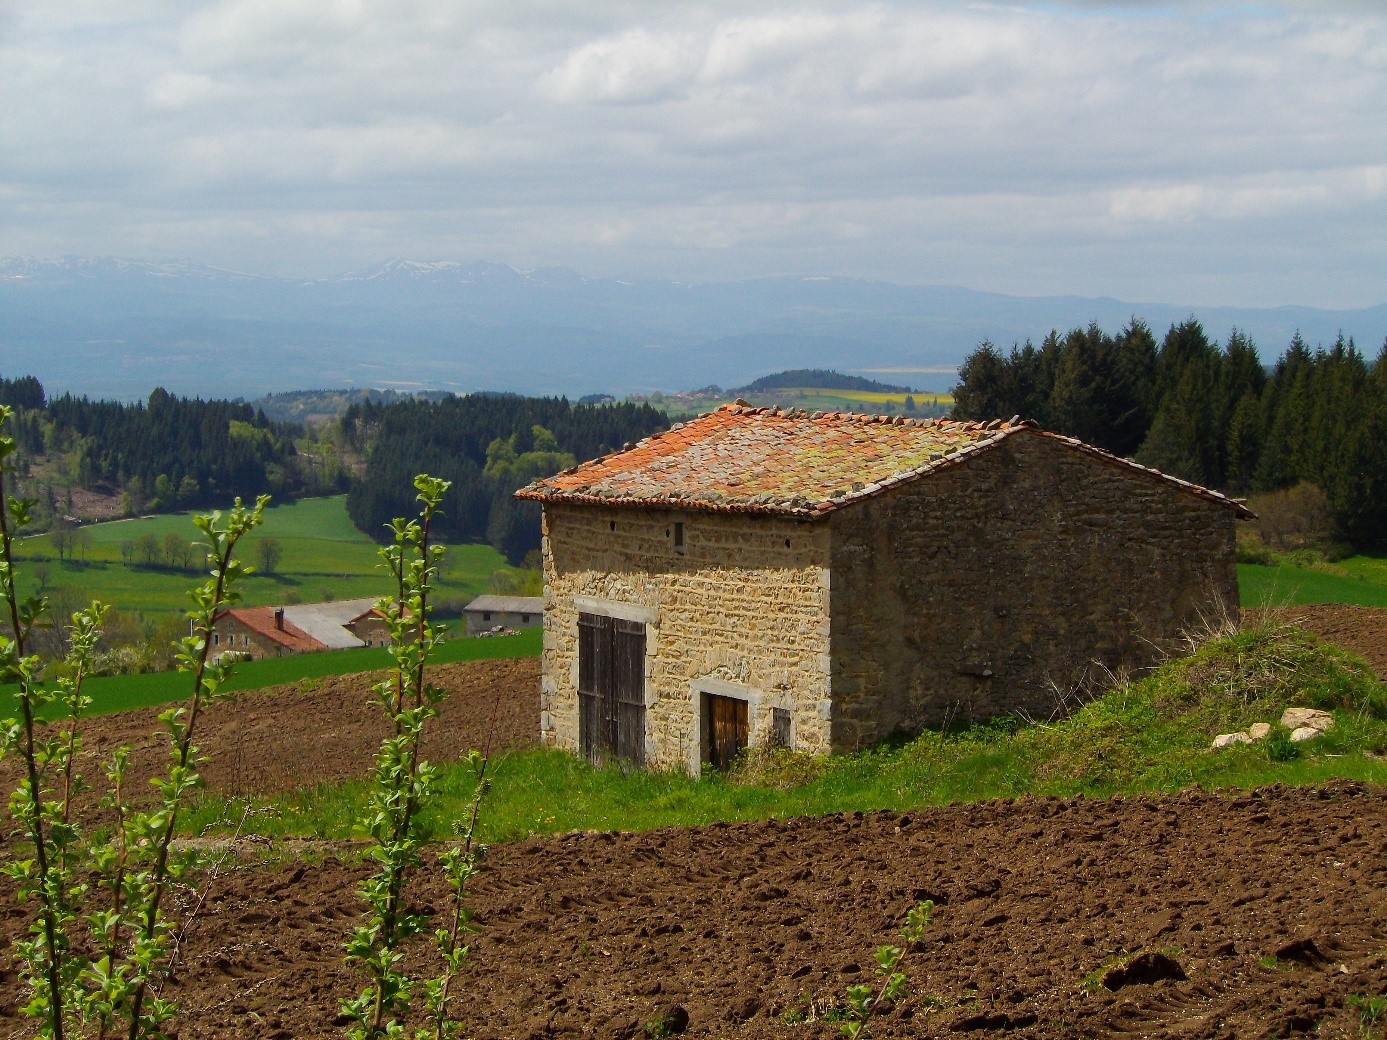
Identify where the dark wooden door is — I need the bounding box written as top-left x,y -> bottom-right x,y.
613,618 -> 646,764
577,612 -> 609,764
578,612 -> 646,765
704,694 -> 748,771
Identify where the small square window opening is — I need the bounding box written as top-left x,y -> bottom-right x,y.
673,521 -> 685,553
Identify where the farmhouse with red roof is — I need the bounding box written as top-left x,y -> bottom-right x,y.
210,597 -> 378,659
517,403 -> 1251,773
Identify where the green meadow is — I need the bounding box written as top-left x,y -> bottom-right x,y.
1239,555 -> 1387,608
13,495 -> 512,619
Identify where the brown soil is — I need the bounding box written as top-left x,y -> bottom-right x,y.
24,656 -> 541,805
66,485 -> 127,522
1248,604 -> 1387,678
4,783 -> 1386,1039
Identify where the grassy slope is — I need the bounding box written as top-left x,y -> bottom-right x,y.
185,622 -> 1387,844
1239,555 -> 1387,608
13,496 -> 510,618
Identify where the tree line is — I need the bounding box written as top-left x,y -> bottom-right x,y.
951,319 -> 1387,549
345,394 -> 668,562
0,377 -> 348,521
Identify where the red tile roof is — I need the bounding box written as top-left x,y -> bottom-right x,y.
220,606 -> 326,652
516,403 -> 1253,519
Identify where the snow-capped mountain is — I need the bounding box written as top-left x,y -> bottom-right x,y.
1,255 -> 1382,402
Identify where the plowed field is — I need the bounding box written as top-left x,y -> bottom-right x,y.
5,784 -> 1386,1039
8,655 -> 540,807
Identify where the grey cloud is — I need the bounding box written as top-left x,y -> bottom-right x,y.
0,1 -> 1382,308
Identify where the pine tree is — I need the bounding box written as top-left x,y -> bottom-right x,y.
951,341 -> 1012,421
1048,323 -> 1151,456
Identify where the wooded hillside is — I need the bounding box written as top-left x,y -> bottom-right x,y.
344,395 -> 668,562
0,379 -> 332,520
952,320 -> 1387,549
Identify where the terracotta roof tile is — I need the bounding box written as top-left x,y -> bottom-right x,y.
516,404 -> 1254,519
221,606 -> 326,652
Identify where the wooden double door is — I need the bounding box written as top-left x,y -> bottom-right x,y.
577,612 -> 646,765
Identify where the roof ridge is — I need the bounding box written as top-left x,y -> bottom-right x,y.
515,409 -> 1251,520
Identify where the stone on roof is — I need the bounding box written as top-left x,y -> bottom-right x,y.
515,405 -> 1253,519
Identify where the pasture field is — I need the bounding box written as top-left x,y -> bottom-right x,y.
657,386 -> 955,419
1239,555 -> 1387,608
12,495 -> 512,618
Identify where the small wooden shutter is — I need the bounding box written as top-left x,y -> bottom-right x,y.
577,612 -> 606,764
770,707 -> 792,748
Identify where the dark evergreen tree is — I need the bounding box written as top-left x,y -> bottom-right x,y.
950,341 -> 1012,421
1048,323 -> 1152,455
0,374 -> 46,411
1254,333 -> 1314,491
346,395 -> 667,562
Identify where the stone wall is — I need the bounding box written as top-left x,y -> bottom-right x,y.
346,615 -> 391,647
827,432 -> 1240,747
212,616 -> 292,660
541,503 -> 832,771
465,609 -> 543,636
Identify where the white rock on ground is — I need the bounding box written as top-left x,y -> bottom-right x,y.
1213,732 -> 1254,748
1289,726 -> 1324,743
1281,707 -> 1334,733
1248,722 -> 1272,740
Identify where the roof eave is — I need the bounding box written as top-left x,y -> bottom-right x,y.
1030,430 -> 1256,519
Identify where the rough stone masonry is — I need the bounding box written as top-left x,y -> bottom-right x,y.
522,409 -> 1247,772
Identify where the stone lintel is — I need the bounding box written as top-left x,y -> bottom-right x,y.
572,596 -> 659,625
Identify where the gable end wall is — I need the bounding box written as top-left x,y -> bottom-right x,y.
827,433 -> 1239,747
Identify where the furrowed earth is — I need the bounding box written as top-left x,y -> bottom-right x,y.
3,607 -> 1387,1038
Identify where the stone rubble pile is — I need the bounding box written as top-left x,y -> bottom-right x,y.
1212,707 -> 1335,749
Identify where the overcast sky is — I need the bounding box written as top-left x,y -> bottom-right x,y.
1,1 -> 1383,308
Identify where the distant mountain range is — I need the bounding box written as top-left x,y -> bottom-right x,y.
2,256 -> 1384,401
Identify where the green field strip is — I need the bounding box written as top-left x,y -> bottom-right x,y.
1239,560 -> 1387,608
7,627 -> 542,720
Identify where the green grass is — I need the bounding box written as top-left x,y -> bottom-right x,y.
13,496 -> 511,619
13,628 -> 541,719
1239,555 -> 1387,608
183,621 -> 1387,844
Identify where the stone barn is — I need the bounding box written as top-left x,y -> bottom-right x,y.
516,404 -> 1251,773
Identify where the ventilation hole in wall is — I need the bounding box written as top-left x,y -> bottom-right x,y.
785,538 -> 791,548
610,520 -> 616,532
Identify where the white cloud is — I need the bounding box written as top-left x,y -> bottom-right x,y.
0,1 -> 1383,307
540,27 -> 700,104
